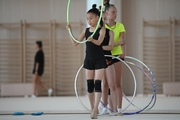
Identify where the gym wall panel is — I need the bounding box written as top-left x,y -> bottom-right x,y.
23,21 -> 53,96
122,0 -> 180,94
0,22 -> 23,93
142,19 -> 172,94
53,21 -> 83,96
174,19 -> 180,82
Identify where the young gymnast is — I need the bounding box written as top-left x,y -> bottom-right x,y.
32,41 -> 53,98
67,4 -> 107,119
100,0 -> 126,114
99,8 -> 118,115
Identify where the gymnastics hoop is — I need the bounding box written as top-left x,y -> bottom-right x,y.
125,56 -> 157,110
123,61 -> 156,115
121,56 -> 156,115
101,61 -> 153,113
74,64 -> 90,112
123,61 -> 155,109
67,0 -> 104,43
74,55 -> 137,113
101,56 -> 156,115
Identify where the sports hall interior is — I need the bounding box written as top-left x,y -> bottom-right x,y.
0,0 -> 180,120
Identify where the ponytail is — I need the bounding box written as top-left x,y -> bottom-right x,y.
104,0 -> 115,11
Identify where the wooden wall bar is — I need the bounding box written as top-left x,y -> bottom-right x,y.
142,19 -> 172,94
0,20 -> 83,96
0,21 -> 23,83
174,18 -> 180,82
53,20 -> 83,96
23,21 -> 53,96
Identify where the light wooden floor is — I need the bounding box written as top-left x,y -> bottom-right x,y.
0,95 -> 180,120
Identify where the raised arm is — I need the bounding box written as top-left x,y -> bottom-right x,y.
66,24 -> 85,46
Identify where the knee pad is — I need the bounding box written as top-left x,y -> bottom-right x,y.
95,80 -> 102,92
87,79 -> 94,93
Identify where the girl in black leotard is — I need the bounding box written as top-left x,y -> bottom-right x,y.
67,4 -> 106,119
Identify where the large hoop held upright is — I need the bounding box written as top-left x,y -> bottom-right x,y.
67,0 -> 104,43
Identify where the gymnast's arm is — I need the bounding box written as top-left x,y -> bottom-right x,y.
119,32 -> 126,58
66,24 -> 85,46
103,30 -> 114,50
88,27 -> 105,46
114,32 -> 125,46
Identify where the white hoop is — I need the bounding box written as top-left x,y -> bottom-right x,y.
125,56 -> 156,111
74,55 -> 137,113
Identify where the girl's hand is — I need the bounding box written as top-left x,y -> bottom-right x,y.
88,37 -> 94,42
119,53 -> 125,59
119,40 -> 125,46
66,24 -> 72,30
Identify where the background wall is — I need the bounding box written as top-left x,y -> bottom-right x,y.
122,0 -> 180,94
0,0 -> 86,23
0,0 -> 87,96
0,0 -> 180,95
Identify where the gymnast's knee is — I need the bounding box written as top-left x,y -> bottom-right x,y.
87,79 -> 94,93
95,80 -> 102,92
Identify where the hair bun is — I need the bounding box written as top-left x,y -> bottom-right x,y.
92,4 -> 97,9
99,6 -> 102,11
104,0 -> 110,6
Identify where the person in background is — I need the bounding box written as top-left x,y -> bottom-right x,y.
32,41 -> 53,98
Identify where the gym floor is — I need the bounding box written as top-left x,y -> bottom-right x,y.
0,95 -> 180,120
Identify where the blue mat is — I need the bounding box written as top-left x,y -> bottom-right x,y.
31,112 -> 44,116
13,112 -> 25,116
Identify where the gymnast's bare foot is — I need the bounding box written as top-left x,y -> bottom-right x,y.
91,110 -> 98,119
